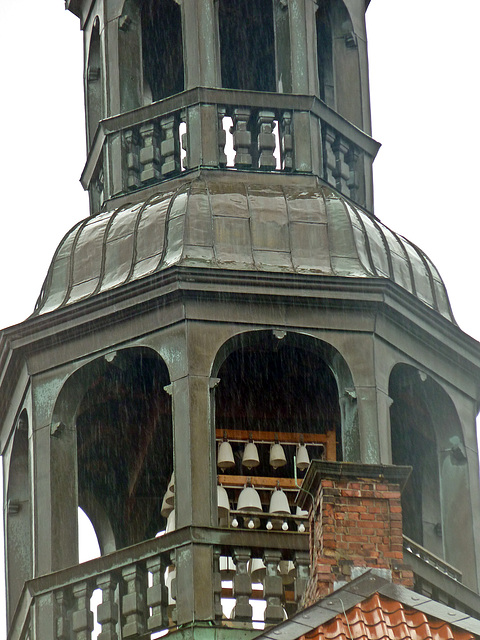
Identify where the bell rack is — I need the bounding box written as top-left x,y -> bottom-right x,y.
215,428 -> 337,462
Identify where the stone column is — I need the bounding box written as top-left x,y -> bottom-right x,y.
182,0 -> 219,89
32,373 -> 78,577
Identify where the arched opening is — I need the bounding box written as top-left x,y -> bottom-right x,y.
86,18 -> 103,147
389,364 -> 474,575
315,0 -> 362,126
6,411 -> 31,625
53,347 -> 173,554
141,0 -> 184,102
316,1 -> 334,107
218,0 -> 275,92
212,331 -> 359,531
75,348 -> 173,550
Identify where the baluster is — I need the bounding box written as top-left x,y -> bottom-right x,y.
167,551 -> 177,624
121,564 -> 147,638
124,128 -> 141,190
332,136 -> 350,196
281,111 -> 293,171
217,107 -> 228,167
232,547 -> 252,622
96,572 -> 119,640
161,114 -> 180,176
71,581 -> 94,640
257,110 -> 277,170
55,588 -> 71,640
181,109 -> 188,171
213,547 -> 223,620
139,121 -> 161,184
263,550 -> 284,625
232,108 -> 252,168
294,551 -> 310,611
323,126 -> 336,187
346,145 -> 359,202
146,555 -> 169,632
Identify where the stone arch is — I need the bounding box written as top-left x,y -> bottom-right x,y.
141,0 -> 184,103
86,17 -> 103,147
212,329 -> 360,465
52,346 -> 173,553
315,0 -> 361,126
389,363 -> 475,578
5,410 -> 32,626
218,0 -> 276,92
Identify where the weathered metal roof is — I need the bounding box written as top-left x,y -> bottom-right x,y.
33,178 -> 454,320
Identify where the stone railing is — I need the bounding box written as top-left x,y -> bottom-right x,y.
403,536 -> 480,616
82,88 -> 379,214
8,526 -> 309,640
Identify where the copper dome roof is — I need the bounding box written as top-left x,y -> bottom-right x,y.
34,179 -> 454,321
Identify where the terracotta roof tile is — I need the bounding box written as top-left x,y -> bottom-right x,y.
301,594 -> 476,640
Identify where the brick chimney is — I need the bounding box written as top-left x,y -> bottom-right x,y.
298,461 -> 414,605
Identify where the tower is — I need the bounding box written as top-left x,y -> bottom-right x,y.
2,1 -> 480,638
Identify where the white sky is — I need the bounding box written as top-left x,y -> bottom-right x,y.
0,0 -> 480,634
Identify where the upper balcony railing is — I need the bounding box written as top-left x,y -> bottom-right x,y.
82,88 -> 380,215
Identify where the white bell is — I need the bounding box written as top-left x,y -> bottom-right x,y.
161,490 -> 174,517
166,509 -> 176,533
168,472 -> 175,494
218,440 -> 235,469
295,505 -> 308,533
249,557 -> 266,582
237,485 -> 263,512
268,487 -> 290,515
219,555 -> 236,579
165,565 -> 176,605
217,484 -> 230,519
270,442 -> 287,468
242,441 -> 260,469
296,444 -> 310,470
278,560 -> 295,585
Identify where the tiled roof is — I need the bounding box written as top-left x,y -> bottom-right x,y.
256,571 -> 480,640
304,593 -> 475,640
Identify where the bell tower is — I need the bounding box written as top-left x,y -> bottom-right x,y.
2,0 -> 480,638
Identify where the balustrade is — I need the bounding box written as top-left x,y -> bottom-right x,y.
81,89 -> 379,213
8,527 -> 312,640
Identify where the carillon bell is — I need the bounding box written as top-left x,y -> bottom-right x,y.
296,444 -> 310,470
295,505 -> 308,532
218,439 -> 235,469
278,560 -> 295,585
165,565 -> 176,607
217,484 -> 230,519
237,484 -> 262,529
270,442 -> 287,468
268,487 -> 291,515
161,489 -> 174,517
166,509 -> 176,533
237,485 -> 262,512
168,472 -> 175,493
249,557 -> 266,582
219,555 -> 236,579
242,440 -> 260,469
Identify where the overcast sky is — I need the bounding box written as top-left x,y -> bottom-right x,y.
0,0 -> 480,633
